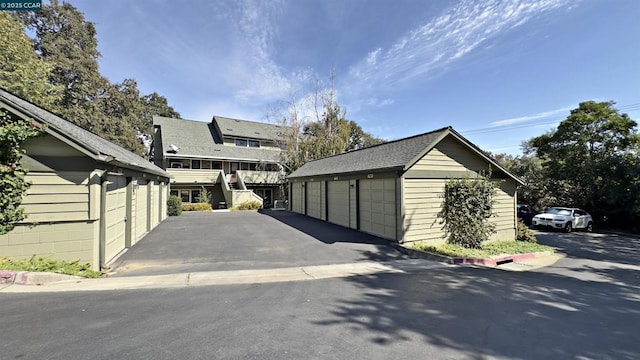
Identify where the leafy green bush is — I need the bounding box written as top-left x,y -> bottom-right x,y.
182,203 -> 213,211
167,195 -> 182,216
0,256 -> 102,278
0,110 -> 45,235
437,175 -> 497,249
516,219 -> 537,243
233,200 -> 262,210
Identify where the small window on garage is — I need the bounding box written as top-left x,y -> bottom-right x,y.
192,160 -> 201,169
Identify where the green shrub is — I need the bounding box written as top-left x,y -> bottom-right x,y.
233,200 -> 262,210
516,219 -> 537,243
437,175 -> 497,249
196,186 -> 211,203
0,256 -> 102,278
182,203 -> 213,211
167,195 -> 182,216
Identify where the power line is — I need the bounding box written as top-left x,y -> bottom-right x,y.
460,102 -> 640,136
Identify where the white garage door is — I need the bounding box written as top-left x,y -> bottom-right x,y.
359,178 -> 396,239
306,181 -> 322,219
104,175 -> 127,263
134,180 -> 149,242
327,180 -> 350,228
291,182 -> 304,214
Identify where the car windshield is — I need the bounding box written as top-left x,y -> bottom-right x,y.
546,208 -> 571,216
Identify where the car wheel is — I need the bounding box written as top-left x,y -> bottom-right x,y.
564,222 -> 572,233
586,222 -> 593,232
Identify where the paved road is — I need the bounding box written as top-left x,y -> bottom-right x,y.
110,211 -> 406,276
2,263 -> 638,360
1,224 -> 638,359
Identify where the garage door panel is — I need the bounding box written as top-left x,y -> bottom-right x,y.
104,175 -> 127,263
327,181 -> 350,227
359,179 -> 396,239
292,183 -> 303,213
306,182 -> 322,219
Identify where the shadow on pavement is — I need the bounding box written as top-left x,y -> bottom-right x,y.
312,263 -> 640,359
258,209 -> 391,246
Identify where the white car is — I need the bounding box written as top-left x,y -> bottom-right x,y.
532,207 -> 593,233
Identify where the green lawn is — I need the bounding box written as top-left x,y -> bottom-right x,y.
410,241 -> 554,259
0,256 -> 102,278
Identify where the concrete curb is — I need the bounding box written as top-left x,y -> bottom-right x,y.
0,270 -> 81,285
0,260 -> 453,293
391,243 -> 556,269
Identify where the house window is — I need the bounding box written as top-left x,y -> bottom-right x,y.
235,139 -> 248,147
201,160 -> 211,169
192,160 -> 201,169
179,190 -> 190,203
170,190 -> 178,198
240,162 -> 249,170
212,161 -> 222,169
249,163 -> 257,171
249,140 -> 260,148
171,159 -> 190,169
191,189 -> 201,203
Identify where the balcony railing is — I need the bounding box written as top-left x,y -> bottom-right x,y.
236,170 -> 282,185
167,168 -> 221,184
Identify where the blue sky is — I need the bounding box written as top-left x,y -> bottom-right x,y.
68,0 -> 640,155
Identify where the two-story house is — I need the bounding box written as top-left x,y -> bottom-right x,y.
152,115 -> 285,209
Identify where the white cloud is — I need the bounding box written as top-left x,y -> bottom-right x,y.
346,0 -> 571,94
489,105 -> 573,127
214,0 -> 315,104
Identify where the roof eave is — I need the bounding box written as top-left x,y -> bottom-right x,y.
445,128 -> 525,186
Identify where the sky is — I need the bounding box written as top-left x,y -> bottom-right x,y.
66,0 -> 640,155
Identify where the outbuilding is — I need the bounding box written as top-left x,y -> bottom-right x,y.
0,89 -> 171,270
287,127 -> 523,245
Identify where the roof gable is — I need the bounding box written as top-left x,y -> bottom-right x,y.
0,88 -> 170,178
288,126 -> 523,185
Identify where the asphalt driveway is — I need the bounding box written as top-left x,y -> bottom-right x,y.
110,210 -> 407,276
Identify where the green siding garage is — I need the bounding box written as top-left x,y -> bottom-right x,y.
0,88 -> 171,270
288,127 -> 523,245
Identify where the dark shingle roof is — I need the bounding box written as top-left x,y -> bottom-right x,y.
213,115 -> 285,141
0,88 -> 170,178
288,127 -> 449,178
153,116 -> 281,162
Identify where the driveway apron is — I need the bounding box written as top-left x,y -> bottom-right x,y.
109,211 -> 407,276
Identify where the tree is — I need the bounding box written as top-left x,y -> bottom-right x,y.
491,152 -> 549,210
0,109 -> 44,234
20,2 -> 180,156
527,101 -> 640,229
0,12 -> 61,108
273,73 -> 383,173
